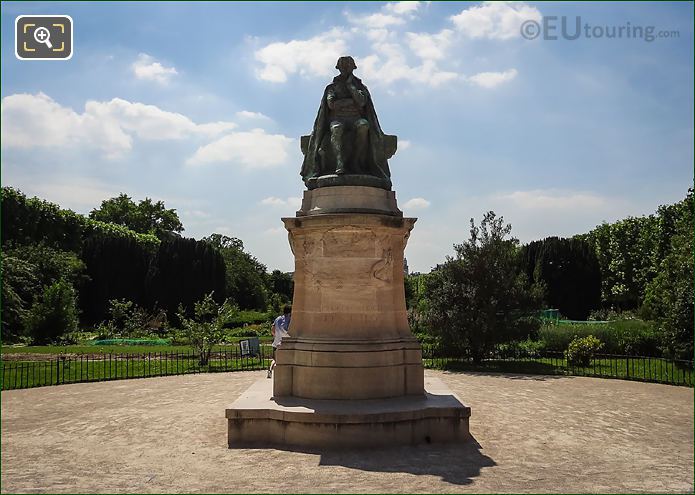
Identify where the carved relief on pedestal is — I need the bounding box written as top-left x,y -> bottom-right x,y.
371,248 -> 393,283
322,226 -> 376,258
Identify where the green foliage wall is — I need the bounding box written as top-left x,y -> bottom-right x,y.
522,237 -> 601,320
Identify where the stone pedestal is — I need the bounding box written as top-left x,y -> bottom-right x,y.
274,212 -> 422,399
226,186 -> 471,448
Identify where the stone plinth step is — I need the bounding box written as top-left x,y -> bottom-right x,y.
226,376 -> 471,449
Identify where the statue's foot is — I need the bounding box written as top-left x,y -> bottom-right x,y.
335,167 -> 345,175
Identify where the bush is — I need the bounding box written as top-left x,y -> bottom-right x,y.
226,327 -> 260,339
565,335 -> 604,366
423,212 -> 543,362
25,279 -> 80,344
99,299 -> 169,337
538,319 -> 660,356
177,293 -> 238,365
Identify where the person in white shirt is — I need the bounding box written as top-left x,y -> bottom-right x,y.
267,305 -> 291,378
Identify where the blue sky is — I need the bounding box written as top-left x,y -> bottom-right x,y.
2,1 -> 693,272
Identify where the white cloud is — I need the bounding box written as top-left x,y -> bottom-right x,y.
13,176 -> 121,211
254,28 -> 349,83
403,197 -> 431,209
450,1 -> 542,40
468,68 -> 518,88
406,29 -> 453,61
359,44 -> 460,88
131,53 -> 178,84
252,2 -> 521,91
1,93 -> 236,158
346,2 -> 424,28
235,110 -> 272,122
354,13 -> 406,29
492,190 -> 611,211
260,196 -> 302,208
399,139 -> 412,150
384,1 -> 423,16
186,129 -> 294,168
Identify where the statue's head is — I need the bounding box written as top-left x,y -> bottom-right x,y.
335,56 -> 357,76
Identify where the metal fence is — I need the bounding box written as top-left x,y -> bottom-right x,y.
1,347 -> 271,391
1,345 -> 692,390
421,346 -> 693,387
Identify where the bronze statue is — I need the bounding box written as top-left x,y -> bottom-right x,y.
300,56 -> 397,190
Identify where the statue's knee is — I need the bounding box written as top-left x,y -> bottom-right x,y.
330,122 -> 344,135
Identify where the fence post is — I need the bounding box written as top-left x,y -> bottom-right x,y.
626,356 -> 630,379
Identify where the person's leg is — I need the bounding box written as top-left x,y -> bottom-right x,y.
267,346 -> 276,378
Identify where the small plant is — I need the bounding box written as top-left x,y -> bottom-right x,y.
102,299 -> 169,337
565,335 -> 604,366
177,293 -> 238,366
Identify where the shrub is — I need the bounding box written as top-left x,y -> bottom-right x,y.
423,212 -> 543,362
565,335 -> 604,366
538,319 -> 660,356
25,279 -> 80,344
178,293 -> 238,365
226,327 -> 260,339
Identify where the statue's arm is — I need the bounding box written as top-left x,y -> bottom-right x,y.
326,88 -> 337,110
347,83 -> 367,107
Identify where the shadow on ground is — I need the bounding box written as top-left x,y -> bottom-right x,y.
450,370 -> 572,381
313,436 -> 495,486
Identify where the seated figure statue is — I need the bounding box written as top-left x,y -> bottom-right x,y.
300,56 -> 397,190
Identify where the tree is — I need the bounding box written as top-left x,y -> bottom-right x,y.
146,236 -> 227,315
89,194 -> 183,239
81,235 -> 153,324
1,254 -> 39,341
202,234 -> 269,310
522,237 -> 601,320
268,269 -> 294,303
641,195 -> 693,360
177,293 -> 237,366
25,279 -> 80,344
424,212 -> 543,362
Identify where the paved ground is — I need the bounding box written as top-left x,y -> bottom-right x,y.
1,370 -> 692,493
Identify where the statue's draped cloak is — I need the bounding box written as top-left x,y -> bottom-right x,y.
301,76 -> 391,182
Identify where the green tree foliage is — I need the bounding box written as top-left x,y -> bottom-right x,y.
147,237 -> 227,316
80,235 -> 153,324
177,293 -> 238,365
1,187 -> 159,252
1,244 -> 86,340
268,269 -> 294,303
641,194 -> 694,360
4,243 -> 87,289
580,190 -> 693,310
521,237 -> 601,320
1,254 -> 39,340
89,193 -> 183,239
202,234 -> 268,310
423,212 -> 543,362
25,279 -> 80,344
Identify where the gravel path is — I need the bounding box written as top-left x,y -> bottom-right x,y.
1,370 -> 692,493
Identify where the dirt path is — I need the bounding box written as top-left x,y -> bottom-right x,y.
1,370 -> 692,493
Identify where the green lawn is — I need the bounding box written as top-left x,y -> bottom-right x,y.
1,352 -> 272,390
424,354 -> 693,387
1,340 -> 273,356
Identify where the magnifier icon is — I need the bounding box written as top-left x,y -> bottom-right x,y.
33,27 -> 53,49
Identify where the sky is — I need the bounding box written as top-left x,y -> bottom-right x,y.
1,1 -> 693,273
